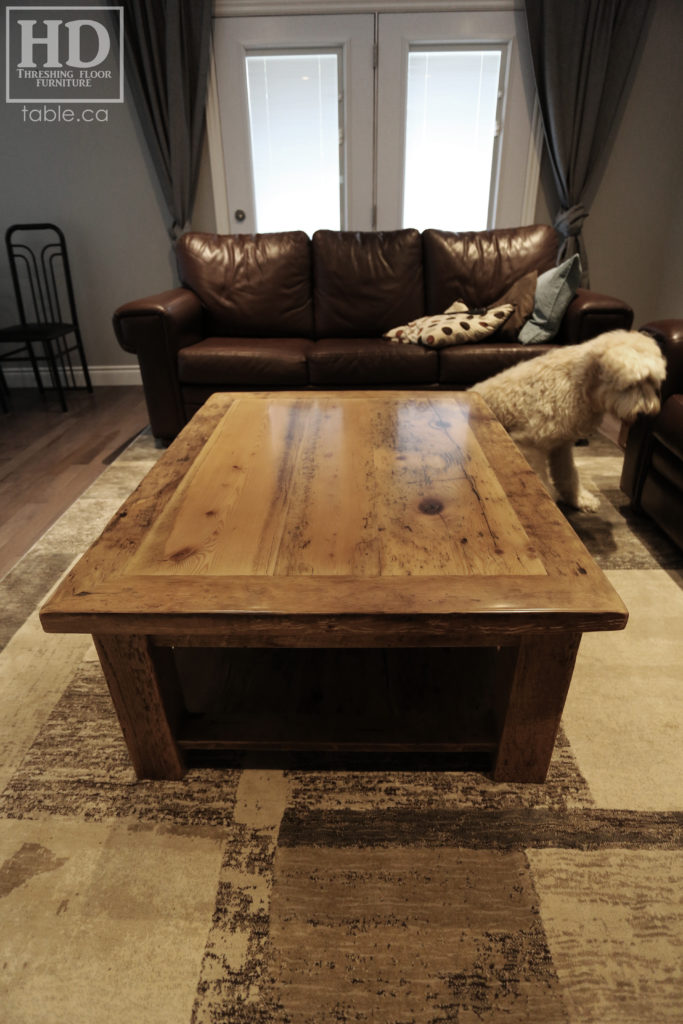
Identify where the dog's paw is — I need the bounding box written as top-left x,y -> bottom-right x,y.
575,489 -> 600,513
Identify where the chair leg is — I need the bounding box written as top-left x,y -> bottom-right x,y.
42,339 -> 68,412
0,368 -> 10,413
56,333 -> 78,389
25,341 -> 46,398
73,327 -> 93,392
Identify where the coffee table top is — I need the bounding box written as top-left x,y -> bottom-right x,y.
40,392 -> 628,641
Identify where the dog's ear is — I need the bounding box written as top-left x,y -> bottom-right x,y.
630,334 -> 668,384
598,347 -> 644,389
599,341 -> 667,389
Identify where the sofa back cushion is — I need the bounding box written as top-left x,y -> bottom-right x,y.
312,229 -> 424,337
423,225 -> 558,313
175,231 -> 313,337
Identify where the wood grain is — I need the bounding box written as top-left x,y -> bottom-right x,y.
126,395 -> 546,579
94,633 -> 185,779
40,392 -> 628,638
493,632 -> 582,783
0,386 -> 148,580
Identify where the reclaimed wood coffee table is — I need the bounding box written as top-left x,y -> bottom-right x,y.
40,391 -> 628,782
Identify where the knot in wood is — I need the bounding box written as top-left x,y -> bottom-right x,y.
418,497 -> 444,515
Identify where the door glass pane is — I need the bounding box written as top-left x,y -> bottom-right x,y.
403,48 -> 502,232
246,52 -> 342,235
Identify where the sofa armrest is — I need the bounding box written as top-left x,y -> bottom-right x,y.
556,288 -> 634,344
113,288 -> 204,355
639,320 -> 683,400
620,319 -> 683,503
113,288 -> 204,443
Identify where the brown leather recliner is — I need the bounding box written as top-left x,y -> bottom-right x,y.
621,320 -> 683,551
113,226 -> 633,443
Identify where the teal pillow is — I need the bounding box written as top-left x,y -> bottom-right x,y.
517,253 -> 582,344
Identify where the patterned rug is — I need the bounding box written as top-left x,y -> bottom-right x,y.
1,429 -> 682,1023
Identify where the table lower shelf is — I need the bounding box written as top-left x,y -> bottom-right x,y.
173,645 -> 508,757
177,714 -> 499,754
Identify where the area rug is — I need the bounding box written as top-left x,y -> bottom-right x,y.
1,430 -> 682,1023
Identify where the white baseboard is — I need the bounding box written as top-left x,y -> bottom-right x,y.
2,364 -> 142,388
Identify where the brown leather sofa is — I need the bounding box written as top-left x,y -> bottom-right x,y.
621,320 -> 683,551
113,225 -> 633,443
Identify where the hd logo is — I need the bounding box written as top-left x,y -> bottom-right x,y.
6,6 -> 124,103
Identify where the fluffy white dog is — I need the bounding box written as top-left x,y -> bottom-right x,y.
471,329 -> 666,511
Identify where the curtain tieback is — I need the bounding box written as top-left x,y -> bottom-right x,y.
554,204 -> 588,239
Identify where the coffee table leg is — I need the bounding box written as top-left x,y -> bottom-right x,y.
493,632 -> 582,783
94,634 -> 185,780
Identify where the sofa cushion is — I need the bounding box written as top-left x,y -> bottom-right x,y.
308,338 -> 438,385
423,225 -> 558,313
439,341 -> 553,386
518,255 -> 582,344
177,338 -> 313,386
312,229 -> 424,338
488,271 -> 538,340
384,304 -> 514,348
175,231 -> 313,337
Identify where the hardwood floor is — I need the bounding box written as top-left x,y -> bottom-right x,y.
0,385 -> 149,581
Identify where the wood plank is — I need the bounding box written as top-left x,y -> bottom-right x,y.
41,572 -> 628,637
40,394 -> 231,598
274,399 -> 382,576
94,633 -> 185,780
493,632 -> 582,783
463,408 -> 602,579
177,719 -> 497,753
127,394 -> 546,579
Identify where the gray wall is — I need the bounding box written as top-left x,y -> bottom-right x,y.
0,0 -> 219,380
1,0 -> 680,382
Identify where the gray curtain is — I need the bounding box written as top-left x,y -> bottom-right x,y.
523,0 -> 651,283
118,0 -> 212,238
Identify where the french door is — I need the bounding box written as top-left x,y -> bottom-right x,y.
212,15 -> 374,236
210,12 -> 539,235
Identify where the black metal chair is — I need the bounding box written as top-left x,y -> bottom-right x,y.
0,223 -> 93,411
0,365 -> 10,413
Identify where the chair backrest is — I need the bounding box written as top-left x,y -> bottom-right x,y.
5,223 -> 79,329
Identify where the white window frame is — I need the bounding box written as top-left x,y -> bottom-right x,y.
214,1 -> 523,13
